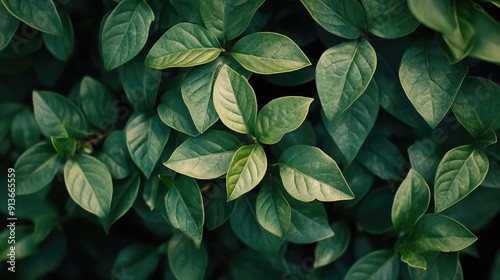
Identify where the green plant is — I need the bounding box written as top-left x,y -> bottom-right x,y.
0,0 -> 499,279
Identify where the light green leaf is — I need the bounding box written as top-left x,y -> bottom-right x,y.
50,137 -> 77,157
146,22 -> 222,69
299,0 -> 365,39
168,233 -> 208,280
113,244 -> 160,280
399,38 -> 468,128
213,65 -> 257,135
79,76 -> 118,129
392,169 -> 430,236
64,154 -> 113,218
230,32 -> 311,74
97,131 -> 131,179
0,3 -> 19,51
434,144 -> 489,212
256,179 -> 291,239
314,221 -> 351,268
344,250 -> 399,280
407,0 -> 456,34
165,175 -> 204,246
357,134 -> 404,180
2,0 -> 63,36
42,11 -> 74,61
279,145 -> 354,202
33,90 -> 89,138
323,80 -> 379,164
227,144 -> 267,201
467,4 -> 500,64
101,0 -> 154,70
362,0 -> 419,38
286,197 -> 334,244
11,108 -> 40,152
317,38 -> 377,121
15,142 -> 63,195
165,130 -> 241,179
256,96 -> 313,145
126,114 -> 171,178
121,56 -> 161,113
200,0 -> 265,40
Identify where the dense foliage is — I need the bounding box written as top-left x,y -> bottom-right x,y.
1,0 -> 500,279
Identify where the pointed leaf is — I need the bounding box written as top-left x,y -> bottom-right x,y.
0,3 -> 19,51
42,11 -> 74,61
2,0 -> 63,36
314,221 -> 351,268
286,198 -> 335,244
168,233 -> 208,280
79,76 -> 119,129
408,140 -> 442,183
227,144 -> 267,201
256,178 -> 291,238
121,56 -> 161,112
408,252 -> 459,280
51,137 -> 77,157
362,0 -> 420,38
205,183 -> 235,230
11,108 -> 41,152
344,250 -> 399,280
357,134 -> 404,180
113,244 -> 160,280
97,131 -> 131,180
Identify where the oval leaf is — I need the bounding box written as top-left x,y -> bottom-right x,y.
79,76 -> 119,129
11,108 -> 40,152
113,244 -> 160,280
286,198 -> 335,244
0,3 -> 19,51
121,56 -> 161,112
97,131 -> 131,180
168,233 -> 208,280
42,11 -> 74,61
2,0 -> 63,36
314,221 -> 351,268
362,0 -> 420,38
256,179 -> 291,239
344,250 -> 399,280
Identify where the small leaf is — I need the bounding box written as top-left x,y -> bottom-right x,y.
256,96 -> 313,145
97,131 -> 131,179
317,38 -> 377,121
64,154 -> 113,218
146,22 -> 222,69
0,3 -> 19,51
165,130 -> 241,179
142,175 -> 159,211
79,76 -> 119,129
112,244 -> 160,280
101,0 -> 154,70
434,144 -> 489,212
357,134 -> 404,180
279,145 -> 354,202
344,250 -> 399,280
256,178 -> 291,238
230,32 -> 311,74
168,233 -> 208,280
408,139 -> 443,183
42,11 -> 74,61
50,137 -> 77,157
286,197 -> 335,244
314,221 -> 351,268
2,0 -> 63,36
361,0 -> 419,38
121,56 -> 161,113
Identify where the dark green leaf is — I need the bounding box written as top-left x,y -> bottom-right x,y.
11,108 -> 40,152
0,3 -> 19,51
356,187 -> 394,234
168,233 -> 208,280
408,252 -> 459,279
79,76 -> 119,129
169,0 -> 202,24
142,174 -> 160,211
408,140 -> 442,183
256,179 -> 291,238
357,134 -> 404,180
337,161 -> 374,208
362,0 -> 419,38
491,250 -> 500,280
19,232 -> 66,280
42,11 -> 74,61
314,221 -> 351,268
97,130 -> 131,179
205,183 -> 235,230
344,250 -> 399,280
0,225 -> 37,261
2,0 -> 63,36
112,244 -> 160,280
286,197 -> 335,244
121,56 -> 161,112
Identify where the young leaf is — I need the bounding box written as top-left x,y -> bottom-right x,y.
344,250 -> 399,280
361,0 -> 420,38
79,76 -> 119,129
126,114 -> 171,178
230,32 -> 311,74
11,108 -> 40,152
256,179 -> 291,238
165,130 -> 241,179
146,22 -> 222,69
323,80 -> 379,164
255,96 -> 313,145
299,0 -> 365,39
357,134 -> 404,180
392,169 -> 430,236
165,175 -> 205,246
42,11 -> 74,61
317,38 -> 377,121
2,0 -> 63,36
213,65 -> 257,135
399,38 -> 468,128
227,144 -> 267,201
51,137 -> 77,157
15,142 -> 63,195
314,221 -> 351,268
286,198 -> 335,244
434,145 -> 489,212
121,56 -> 161,113
168,233 -> 208,280
112,244 -> 160,280
64,154 -> 113,218
97,131 -> 131,180
101,0 -> 154,70
279,145 -> 354,202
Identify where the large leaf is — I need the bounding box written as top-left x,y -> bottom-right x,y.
314,221 -> 351,268
230,32 -> 311,74
286,197 -> 335,244
101,0 -> 154,70
15,142 -> 63,195
399,38 -> 468,128
121,56 -> 161,113
344,250 -> 399,280
299,0 -> 366,39
113,244 -> 160,280
279,145 -> 354,202
64,154 -> 113,218
168,233 -> 208,280
79,76 -> 119,129
145,22 -> 222,69
256,179 -> 291,238
213,65 -> 257,135
165,130 -> 241,179
434,145 -> 489,212
97,131 -> 131,179
0,3 -> 19,51
255,96 -> 313,145
361,0 -> 419,39
2,0 -> 63,36
42,11 -> 74,61
200,0 -> 265,40
126,114 -> 170,178
317,38 -> 377,121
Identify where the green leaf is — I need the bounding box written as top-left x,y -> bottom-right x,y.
452,77 -> 500,137
101,0 -> 154,70
230,32 -> 311,74
0,3 -> 19,51
467,4 -> 500,64
79,76 -> 119,129
165,130 -> 241,179
97,131 -> 131,179
50,137 -> 77,157
19,232 -> 66,280
11,108 -> 40,152
169,0 -> 203,24
0,225 -> 37,261
142,175 -> 160,211
337,161 -> 374,208
42,11 -> 74,61
226,144 -> 267,201
357,134 -> 404,180
168,233 -> 208,280
213,65 -> 257,134
317,38 -> 377,121
2,0 -> 63,36
361,0 -> 419,39
323,80 -> 379,164
356,187 -> 394,234
344,250 -> 399,280
286,197 -> 335,244
145,22 -> 222,69
112,244 -> 160,280
64,154 -> 113,218
434,144 -> 489,212
33,90 -> 89,138
126,114 -> 171,178
200,0 -> 265,40
408,140 -> 442,183
314,221 -> 351,268
256,178 -> 291,238
255,96 -> 313,145
230,193 -> 284,256
121,56 -> 161,113
491,250 -> 500,280
205,182 -> 235,230
407,0 -> 457,34
299,0 -> 365,39
408,252 -> 460,280
279,145 -> 354,202
399,38 -> 468,128
392,169 -> 430,236
15,142 -> 63,195
165,175 -> 204,246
